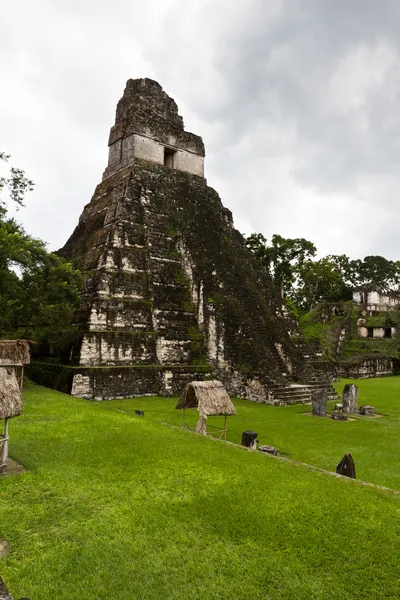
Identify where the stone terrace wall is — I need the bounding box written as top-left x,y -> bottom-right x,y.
55,159 -> 302,399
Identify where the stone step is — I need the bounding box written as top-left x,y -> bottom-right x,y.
269,380 -> 339,405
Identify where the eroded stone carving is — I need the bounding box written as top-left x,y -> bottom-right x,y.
312,390 -> 327,416
342,384 -> 358,413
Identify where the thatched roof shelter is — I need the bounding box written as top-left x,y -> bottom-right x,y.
0,340 -> 30,366
176,380 -> 236,417
0,367 -> 22,419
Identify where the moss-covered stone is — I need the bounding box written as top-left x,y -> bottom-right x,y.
38,79 -> 308,400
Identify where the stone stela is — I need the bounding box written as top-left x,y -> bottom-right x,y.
342,384 -> 358,413
312,390 -> 327,416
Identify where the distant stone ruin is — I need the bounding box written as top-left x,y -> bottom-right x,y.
30,78 -> 336,403
298,292 -> 400,380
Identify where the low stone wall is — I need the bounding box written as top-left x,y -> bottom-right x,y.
339,357 -> 394,379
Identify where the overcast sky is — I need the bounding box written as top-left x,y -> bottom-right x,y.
2,0 -> 400,259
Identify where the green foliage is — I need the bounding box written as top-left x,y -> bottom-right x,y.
325,254 -> 400,291
15,254 -> 82,346
2,380 -> 400,599
246,231 -> 400,309
365,315 -> 389,328
245,232 -> 316,295
283,296 -> 301,320
340,339 -> 400,359
294,258 -> 352,311
0,151 -> 34,208
389,311 -> 400,326
299,301 -> 353,359
0,217 -> 82,346
0,152 -> 81,351
359,255 -> 400,290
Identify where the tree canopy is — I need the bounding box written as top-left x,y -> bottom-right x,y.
0,153 -> 81,351
245,233 -> 316,296
245,232 -> 400,313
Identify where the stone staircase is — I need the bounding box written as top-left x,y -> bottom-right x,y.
268,380 -> 338,406
267,337 -> 339,405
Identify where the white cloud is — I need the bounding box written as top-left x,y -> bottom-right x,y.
329,41 -> 399,114
1,0 -> 400,262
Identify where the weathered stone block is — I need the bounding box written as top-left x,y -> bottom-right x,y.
242,430 -> 258,450
342,383 -> 358,413
0,538 -> 10,557
258,445 -> 277,455
0,576 -> 13,600
312,390 -> 327,416
359,405 -> 375,416
336,453 -> 356,479
331,413 -> 348,421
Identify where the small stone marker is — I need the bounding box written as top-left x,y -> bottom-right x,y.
359,405 -> 375,416
342,383 -> 358,413
0,538 -> 10,557
241,430 -> 258,450
0,576 -> 29,600
312,390 -> 327,416
331,413 -> 348,421
0,576 -> 13,600
258,445 -> 277,455
336,453 -> 356,479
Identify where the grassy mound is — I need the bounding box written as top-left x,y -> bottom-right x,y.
1,380 -> 400,599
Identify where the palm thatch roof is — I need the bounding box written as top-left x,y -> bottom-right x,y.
0,340 -> 30,366
176,380 -> 236,417
0,367 -> 22,419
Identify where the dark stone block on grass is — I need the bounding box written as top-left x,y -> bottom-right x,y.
259,445 -> 277,455
336,453 -> 356,479
0,576 -> 29,600
0,576 -> 13,600
331,413 -> 348,421
242,430 -> 258,450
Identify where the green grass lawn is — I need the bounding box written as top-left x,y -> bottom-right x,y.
0,379 -> 399,599
104,377 -> 400,490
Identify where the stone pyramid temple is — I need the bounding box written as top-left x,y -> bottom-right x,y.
32,78 -> 336,402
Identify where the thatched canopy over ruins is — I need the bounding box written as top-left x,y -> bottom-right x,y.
0,367 -> 22,419
0,340 -> 30,366
176,380 -> 236,417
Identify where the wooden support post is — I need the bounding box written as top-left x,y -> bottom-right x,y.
20,365 -> 24,389
1,418 -> 9,475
